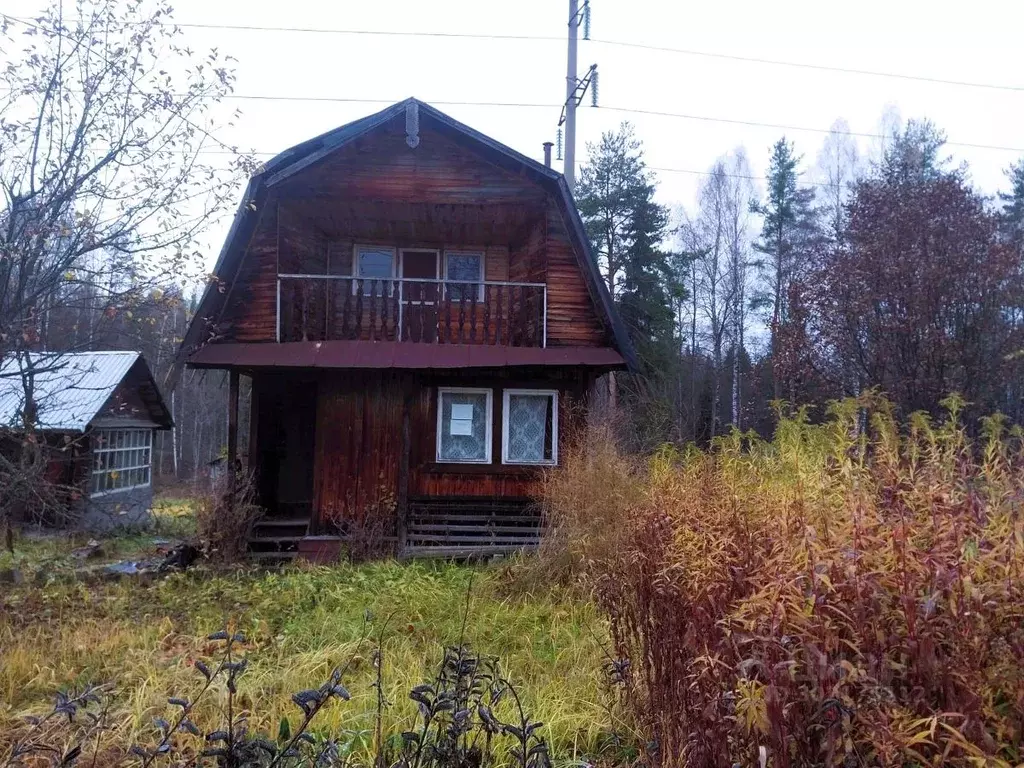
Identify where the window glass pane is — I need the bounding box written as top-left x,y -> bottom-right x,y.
446,254 -> 482,301
357,249 -> 394,296
358,249 -> 394,279
438,391 -> 489,462
507,393 -> 554,464
90,429 -> 152,495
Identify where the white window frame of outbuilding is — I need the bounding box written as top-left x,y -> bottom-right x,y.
435,387 -> 493,464
501,389 -> 558,466
90,427 -> 153,497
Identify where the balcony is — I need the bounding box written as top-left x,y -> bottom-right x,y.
277,275 -> 548,347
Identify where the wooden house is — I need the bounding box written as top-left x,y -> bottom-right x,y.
0,351 -> 173,531
173,98 -> 635,559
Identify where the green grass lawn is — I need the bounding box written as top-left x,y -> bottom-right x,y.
0,498 -> 196,575
0,508 -> 623,765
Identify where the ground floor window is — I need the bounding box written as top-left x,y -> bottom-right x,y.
91,428 -> 153,496
502,389 -> 558,465
436,388 -> 493,463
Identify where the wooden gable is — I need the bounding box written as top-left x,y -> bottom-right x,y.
178,99 -> 636,374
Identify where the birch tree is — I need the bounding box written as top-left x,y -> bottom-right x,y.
0,0 -> 250,535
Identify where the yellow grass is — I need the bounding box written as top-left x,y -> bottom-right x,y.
0,558 -> 614,763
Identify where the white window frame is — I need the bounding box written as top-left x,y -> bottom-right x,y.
502,389 -> 559,466
443,250 -> 485,301
352,244 -> 397,295
436,387 -> 493,464
90,427 -> 153,497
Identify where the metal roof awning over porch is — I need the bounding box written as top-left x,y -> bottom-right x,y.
186,341 -> 626,371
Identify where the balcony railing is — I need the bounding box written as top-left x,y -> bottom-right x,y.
276,275 -> 548,347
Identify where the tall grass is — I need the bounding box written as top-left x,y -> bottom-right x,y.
0,562 -> 611,765
545,397 -> 1024,767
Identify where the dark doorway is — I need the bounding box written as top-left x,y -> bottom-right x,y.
400,250 -> 439,342
253,377 -> 317,520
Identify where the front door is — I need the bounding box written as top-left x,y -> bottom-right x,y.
400,250 -> 439,342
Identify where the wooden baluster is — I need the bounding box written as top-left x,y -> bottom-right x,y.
391,280 -> 400,341
416,283 -> 425,343
441,283 -> 451,344
354,279 -> 364,339
340,278 -> 351,339
457,286 -> 466,344
437,280 -> 445,343
513,285 -> 522,346
322,279 -> 330,340
318,280 -> 326,341
469,283 -> 479,343
491,286 -> 499,346
300,281 -> 309,342
369,280 -> 377,340
483,284 -> 492,345
377,279 -> 385,341
537,286 -> 544,346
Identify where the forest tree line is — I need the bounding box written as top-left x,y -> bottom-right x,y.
3,1 -> 1022,497
577,118 -> 1024,449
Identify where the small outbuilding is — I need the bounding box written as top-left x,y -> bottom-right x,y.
0,351 -> 173,530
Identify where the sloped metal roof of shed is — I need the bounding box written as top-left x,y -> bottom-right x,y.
0,351 -> 142,432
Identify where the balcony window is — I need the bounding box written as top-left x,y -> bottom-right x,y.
355,245 -> 395,295
444,251 -> 484,302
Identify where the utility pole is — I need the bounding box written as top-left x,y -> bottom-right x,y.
564,0 -> 579,190
558,1 -> 596,191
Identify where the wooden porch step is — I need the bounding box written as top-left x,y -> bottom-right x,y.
247,517 -> 310,561
249,536 -> 305,544
255,518 -> 311,527
250,551 -> 299,563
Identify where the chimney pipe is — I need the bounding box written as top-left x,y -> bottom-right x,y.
543,142 -> 554,168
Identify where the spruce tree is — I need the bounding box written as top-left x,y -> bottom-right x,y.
750,138 -> 818,402
576,123 -> 681,446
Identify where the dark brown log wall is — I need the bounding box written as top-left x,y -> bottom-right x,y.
543,204 -> 607,347
301,369 -> 591,530
219,202 -> 278,342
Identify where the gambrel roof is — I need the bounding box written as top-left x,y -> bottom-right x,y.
172,98 -> 637,382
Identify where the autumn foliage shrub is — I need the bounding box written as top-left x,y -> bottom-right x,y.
551,396 -> 1024,767
532,421 -> 642,586
195,471 -> 264,562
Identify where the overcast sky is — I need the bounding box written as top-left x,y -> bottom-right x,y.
6,0 -> 1024,244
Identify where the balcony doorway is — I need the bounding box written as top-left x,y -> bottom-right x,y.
400,249 -> 439,342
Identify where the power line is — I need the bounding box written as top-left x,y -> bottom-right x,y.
589,38 -> 1024,94
178,95 -> 1024,154
77,144 -> 828,187
3,14 -> 1022,154
5,14 -> 1021,94
4,84 -> 1021,154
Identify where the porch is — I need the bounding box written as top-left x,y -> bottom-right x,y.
236,370 -> 557,562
